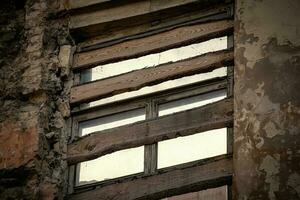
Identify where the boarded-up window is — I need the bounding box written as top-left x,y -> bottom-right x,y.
67,1 -> 234,198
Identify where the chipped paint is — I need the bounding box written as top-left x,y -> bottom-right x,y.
259,155 -> 280,199
234,0 -> 300,199
263,121 -> 283,139
287,173 -> 300,196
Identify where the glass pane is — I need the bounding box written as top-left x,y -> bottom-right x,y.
79,108 -> 145,136
86,68 -> 227,108
159,89 -> 227,117
77,146 -> 144,186
80,37 -> 228,83
161,185 -> 228,200
157,128 -> 227,169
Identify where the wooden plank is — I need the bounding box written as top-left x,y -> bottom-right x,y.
71,77 -> 227,117
67,0 -> 111,10
69,0 -> 221,29
70,1 -> 149,29
59,0 -> 110,11
76,4 -> 231,52
162,185 -> 227,200
67,98 -> 233,165
72,77 -> 226,116
70,49 -> 233,105
63,0 -> 200,12
69,155 -> 232,200
73,20 -> 233,70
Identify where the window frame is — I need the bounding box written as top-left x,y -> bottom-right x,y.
69,73 -> 231,193
67,2 -> 234,198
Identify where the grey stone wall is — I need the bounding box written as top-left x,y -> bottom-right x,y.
0,0 -> 74,199
234,0 -> 300,199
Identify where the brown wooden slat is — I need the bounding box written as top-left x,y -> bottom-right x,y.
69,0 -> 221,29
77,4 -> 231,52
73,1 -> 231,44
67,0 -> 110,10
67,98 -> 233,165
58,0 -> 110,11
162,185 -> 227,200
72,20 -> 233,70
72,78 -> 227,118
70,1 -> 149,29
71,49 -> 233,105
69,155 -> 232,200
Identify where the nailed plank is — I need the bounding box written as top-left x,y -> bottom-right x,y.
70,49 -> 233,105
69,0 -> 222,29
77,4 -> 231,51
67,0 -> 110,10
72,20 -> 233,70
71,78 -> 227,122
70,1 -> 150,29
72,1 -> 231,43
67,98 -> 233,165
69,155 -> 232,200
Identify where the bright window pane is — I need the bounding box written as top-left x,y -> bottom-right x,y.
158,128 -> 227,169
81,37 -> 228,83
159,90 -> 227,117
79,108 -> 145,136
161,185 -> 228,200
77,108 -> 146,185
77,146 -> 144,185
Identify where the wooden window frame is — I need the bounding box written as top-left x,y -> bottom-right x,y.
67,1 -> 234,199
68,74 -> 233,193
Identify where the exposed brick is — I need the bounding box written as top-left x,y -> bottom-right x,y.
0,0 -> 72,199
39,183 -> 58,200
0,119 -> 39,170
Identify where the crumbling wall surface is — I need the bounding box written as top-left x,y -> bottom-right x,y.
0,0 -> 73,199
234,0 -> 300,199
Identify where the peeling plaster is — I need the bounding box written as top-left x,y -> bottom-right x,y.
259,155 -> 280,199
236,0 -> 300,68
234,0 -> 300,199
263,121 -> 283,139
287,173 -> 300,196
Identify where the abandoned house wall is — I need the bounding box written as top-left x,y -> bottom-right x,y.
234,0 -> 300,199
0,0 -> 73,199
1,0 -> 300,199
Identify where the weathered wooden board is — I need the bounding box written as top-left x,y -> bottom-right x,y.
69,0 -> 222,29
67,98 -> 233,165
69,155 -> 232,200
66,0 -> 110,10
71,78 -> 227,122
76,4 -> 231,51
70,49 -> 233,105
72,20 -> 233,70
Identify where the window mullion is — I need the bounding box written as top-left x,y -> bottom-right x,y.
144,99 -> 158,175
227,35 -> 234,200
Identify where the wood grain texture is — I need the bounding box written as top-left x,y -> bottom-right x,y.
162,185 -> 227,200
76,4 -> 231,51
67,0 -> 110,10
69,155 -> 232,200
69,0 -> 216,29
72,20 -> 233,70
67,98 -> 233,165
71,78 -> 227,121
70,49 -> 233,105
